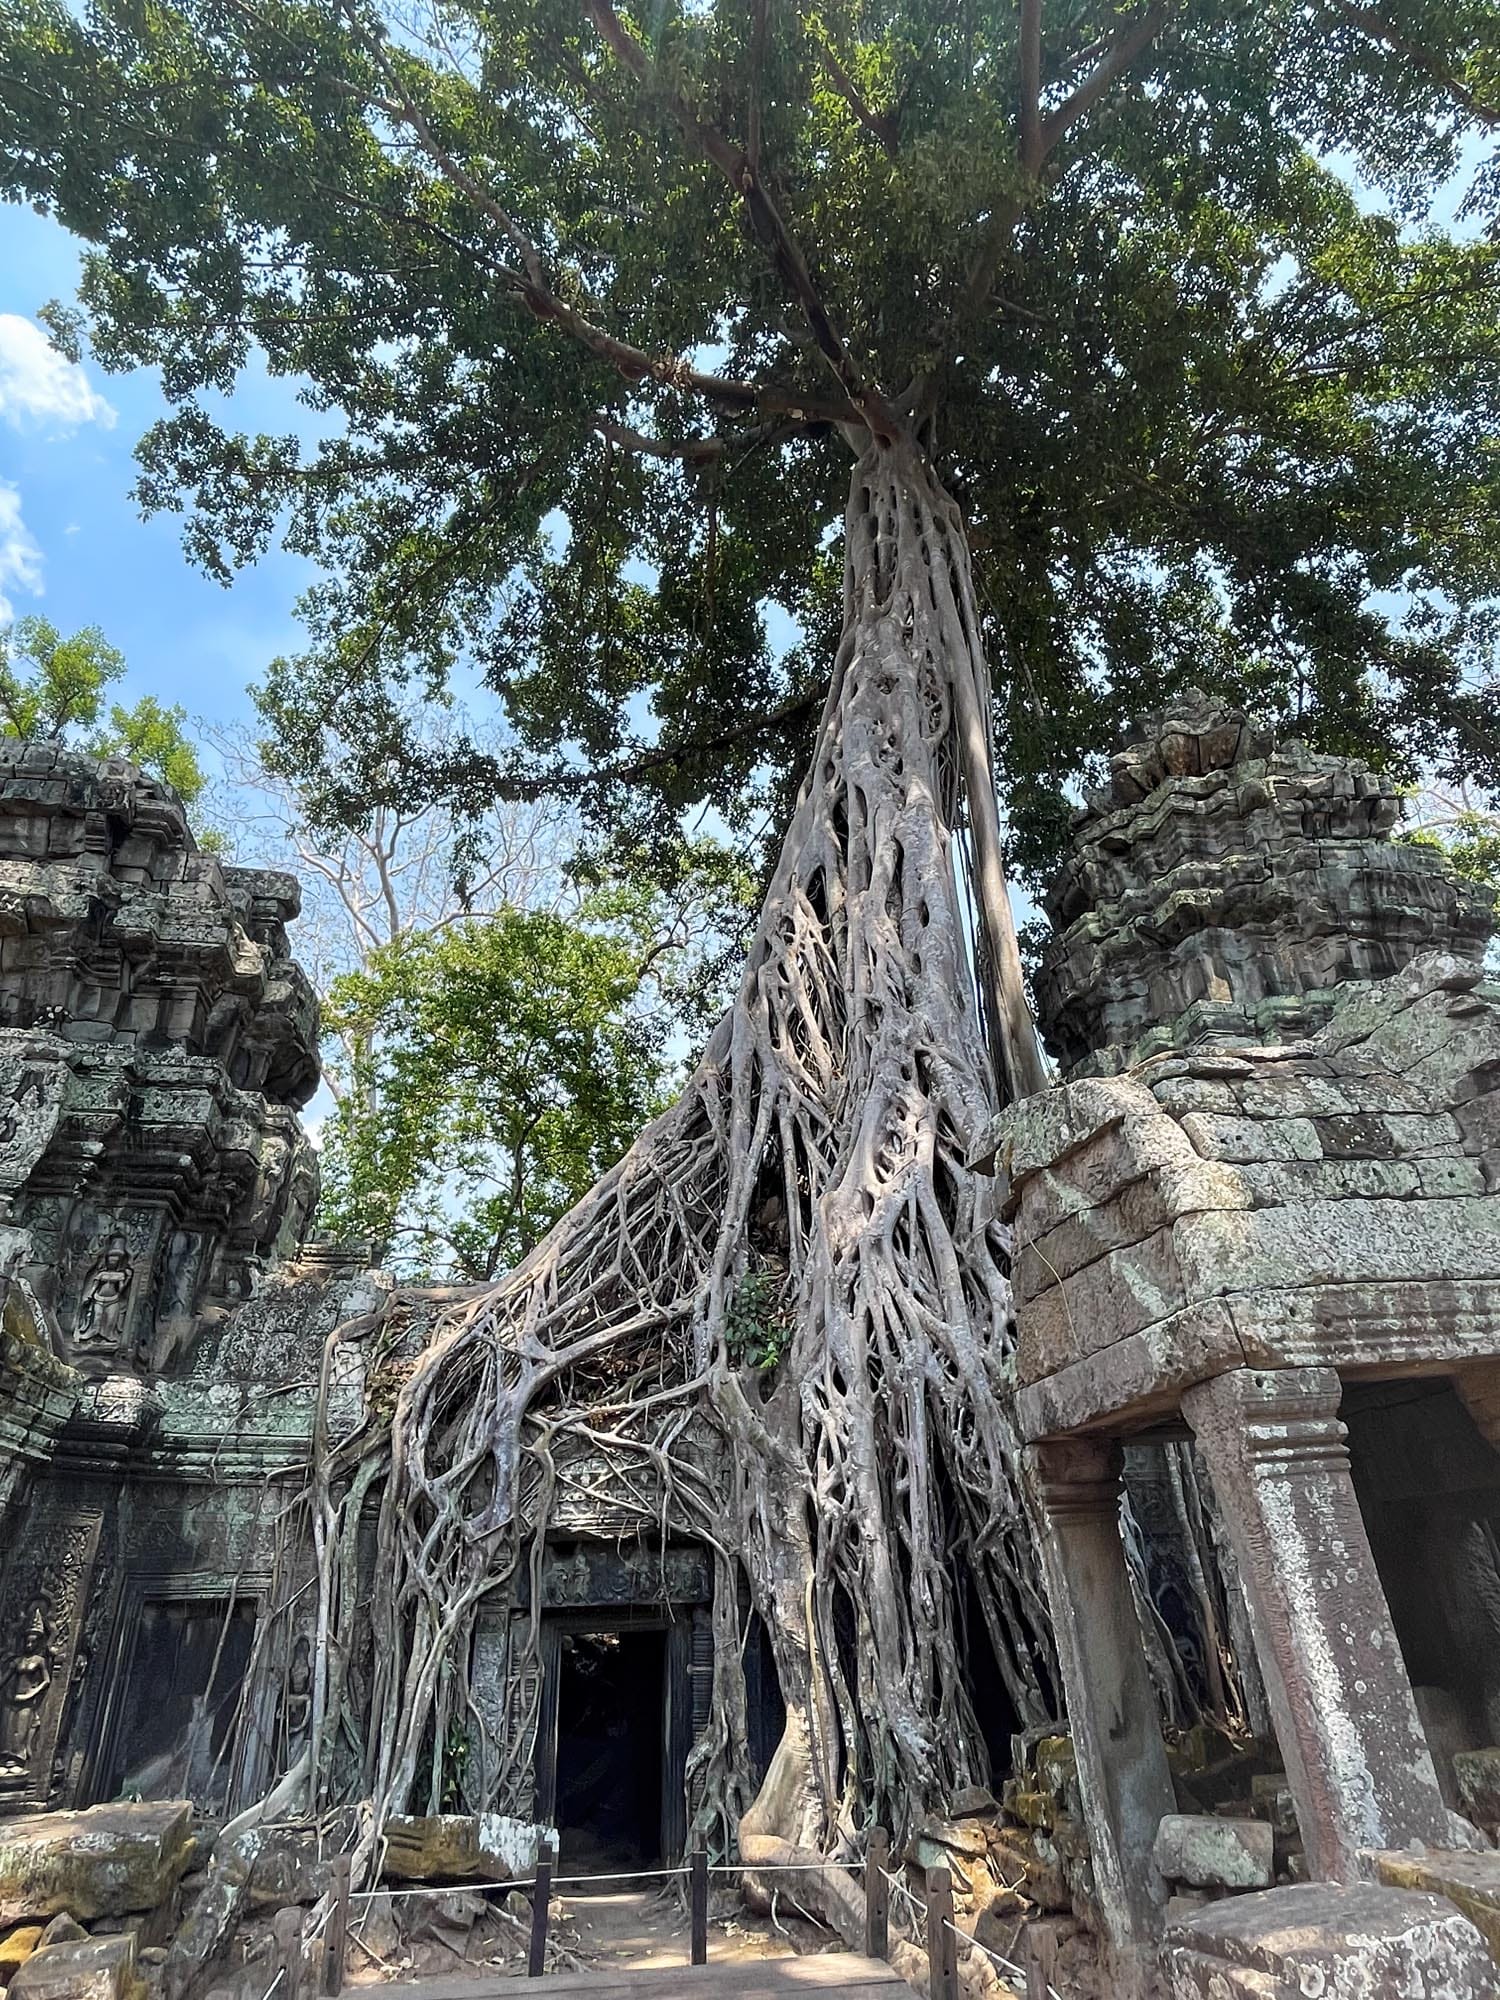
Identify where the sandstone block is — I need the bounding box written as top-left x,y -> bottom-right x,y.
1372,1848 -> 1500,1959
1,1925 -> 46,1982
1455,1747 -> 1500,1829
0,1803 -> 194,1928
1165,1883 -> 1499,2000
1152,1813 -> 1273,1891
380,1813 -> 543,1883
1248,1775 -> 1297,1839
8,1935 -> 139,2000
1178,1112 -> 1322,1164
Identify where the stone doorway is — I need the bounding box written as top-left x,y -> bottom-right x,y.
534,1615 -> 691,1873
100,1595 -> 258,1811
1345,1375 -> 1500,1806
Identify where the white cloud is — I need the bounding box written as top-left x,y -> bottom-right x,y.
0,482 -> 44,624
0,315 -> 116,434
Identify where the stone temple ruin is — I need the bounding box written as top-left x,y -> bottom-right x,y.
996,692 -> 1500,1991
1,700 -> 1500,1998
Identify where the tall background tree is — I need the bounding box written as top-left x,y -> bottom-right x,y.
0,615 -> 207,799
5,0 -> 1500,1866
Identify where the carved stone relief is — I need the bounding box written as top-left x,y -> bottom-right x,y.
0,1510 -> 103,1807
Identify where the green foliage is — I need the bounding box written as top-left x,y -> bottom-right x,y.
1403,814 -> 1500,899
0,615 -> 124,738
6,2 -> 1500,876
0,616 -> 207,801
316,904 -> 674,1278
724,1267 -> 793,1374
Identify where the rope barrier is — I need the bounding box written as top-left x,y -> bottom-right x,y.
713,1860 -> 867,1875
944,1914 -> 1064,2000
347,1856 -> 868,1902
260,1966 -> 286,2000
350,1878 -> 540,1902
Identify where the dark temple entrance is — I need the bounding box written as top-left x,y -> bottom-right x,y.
556,1630 -> 664,1871
102,1596 -> 258,1810
535,1613 -> 691,1872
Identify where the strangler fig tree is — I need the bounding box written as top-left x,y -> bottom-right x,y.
6,0 -> 1500,1860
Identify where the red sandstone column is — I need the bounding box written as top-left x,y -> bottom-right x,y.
1182,1365 -> 1450,1879
1023,1438 -> 1176,1948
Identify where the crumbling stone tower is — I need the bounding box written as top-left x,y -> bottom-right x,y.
989,692 -> 1500,1984
0,742 -> 378,1819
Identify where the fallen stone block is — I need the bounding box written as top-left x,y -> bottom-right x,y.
1165,1883 -> 1500,1999
1152,1813 -> 1273,1891
0,1804 -> 194,1928
0,1924 -> 46,1983
38,1919 -> 86,1949
379,1813 -> 545,1883
8,1934 -> 139,2000
1163,1892 -> 1209,1932
1372,1847 -> 1500,1960
1248,1775 -> 1297,1839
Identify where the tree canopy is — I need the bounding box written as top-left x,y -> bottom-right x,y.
0,615 -> 207,799
5,1 -> 1500,881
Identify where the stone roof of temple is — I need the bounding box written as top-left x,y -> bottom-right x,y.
0,739 -> 322,1375
1034,689 -> 1496,1077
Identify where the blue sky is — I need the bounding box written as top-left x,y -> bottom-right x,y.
0,203 -> 317,731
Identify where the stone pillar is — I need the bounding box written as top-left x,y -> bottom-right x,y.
1023,1438 -> 1175,1948
1182,1366 -> 1450,1880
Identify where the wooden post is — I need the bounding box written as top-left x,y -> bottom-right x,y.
1023,1918 -> 1060,2000
864,1827 -> 890,1960
321,1857 -> 351,1996
690,1849 -> 708,1966
272,1908 -> 304,2000
924,1867 -> 958,2000
528,1859 -> 552,1979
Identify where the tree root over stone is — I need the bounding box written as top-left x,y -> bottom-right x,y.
291,436 -> 1060,1881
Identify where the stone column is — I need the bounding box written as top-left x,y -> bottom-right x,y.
1023,1438 -> 1175,1948
1182,1366 -> 1450,1880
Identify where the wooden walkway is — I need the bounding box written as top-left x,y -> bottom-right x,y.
353,1954 -> 909,2000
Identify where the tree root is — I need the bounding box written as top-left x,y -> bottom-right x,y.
283,435 -> 1059,1879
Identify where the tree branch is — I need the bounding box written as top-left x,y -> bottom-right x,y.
1019,0 -> 1043,174
811,35 -> 900,155
1331,2 -> 1500,127
1036,3 -> 1169,159
337,10 -> 855,431
581,0 -> 900,440
493,683 -> 826,804
960,3 -> 1168,318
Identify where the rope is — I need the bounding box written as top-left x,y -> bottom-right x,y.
944,1914 -> 1065,2000
552,1869 -> 689,1888
713,1861 -> 867,1874
260,1968 -> 286,2000
880,1865 -> 925,1934
350,1878 -> 540,1902
348,1857 -> 866,1901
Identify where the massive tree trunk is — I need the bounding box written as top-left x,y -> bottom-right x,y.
295,437 -> 1058,1866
